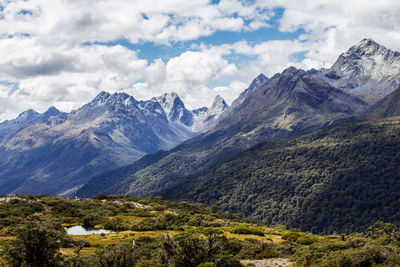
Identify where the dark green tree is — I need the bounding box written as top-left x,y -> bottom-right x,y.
2,221 -> 66,267
96,244 -> 140,267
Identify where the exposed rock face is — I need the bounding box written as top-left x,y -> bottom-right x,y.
153,92 -> 229,132
154,92 -> 194,127
217,66 -> 366,132
229,73 -> 268,110
191,95 -> 229,132
320,38 -> 400,102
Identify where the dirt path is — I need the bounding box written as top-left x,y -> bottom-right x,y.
241,258 -> 293,267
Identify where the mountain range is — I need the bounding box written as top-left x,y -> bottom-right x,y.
1,38 -> 400,233
0,91 -> 227,195
78,39 -> 400,198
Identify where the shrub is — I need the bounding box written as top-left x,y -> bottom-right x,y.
214,255 -> 242,267
296,235 -> 316,245
230,226 -> 264,236
135,260 -> 163,267
198,262 -> 217,267
282,232 -> 301,242
2,221 -> 67,267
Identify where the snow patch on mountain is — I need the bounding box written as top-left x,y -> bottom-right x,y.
191,95 -> 228,132
321,38 -> 400,103
153,92 -> 229,133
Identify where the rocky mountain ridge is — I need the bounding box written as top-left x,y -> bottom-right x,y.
77,38 -> 400,199
319,38 -> 400,102
0,91 -> 228,196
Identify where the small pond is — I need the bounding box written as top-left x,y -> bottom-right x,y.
66,225 -> 114,235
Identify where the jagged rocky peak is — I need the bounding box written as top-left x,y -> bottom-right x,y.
108,92 -> 137,106
154,92 -> 193,126
348,38 -> 382,55
210,95 -> 228,114
17,109 -> 40,121
230,73 -> 269,110
325,38 -> 400,85
347,38 -> 400,59
155,92 -> 181,115
85,91 -> 138,112
251,73 -> 269,87
92,91 -> 111,104
190,95 -> 229,132
43,106 -> 61,117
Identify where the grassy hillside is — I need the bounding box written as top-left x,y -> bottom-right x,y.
162,117 -> 400,234
1,195 -> 400,266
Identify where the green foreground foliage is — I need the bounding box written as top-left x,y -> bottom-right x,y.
0,195 -> 399,266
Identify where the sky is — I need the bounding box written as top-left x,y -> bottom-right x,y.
0,0 -> 399,121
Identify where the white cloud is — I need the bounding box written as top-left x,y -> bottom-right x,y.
276,0 -> 400,62
0,0 -> 271,45
0,0 -> 400,121
130,48 -> 239,109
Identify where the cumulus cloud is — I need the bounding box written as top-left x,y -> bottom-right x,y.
0,0 -> 400,121
0,0 -> 271,45
0,0 -> 275,120
277,0 -> 400,62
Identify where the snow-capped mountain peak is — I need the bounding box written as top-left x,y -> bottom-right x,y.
155,91 -> 177,108
191,95 -> 229,132
322,38 -> 400,102
16,109 -> 40,121
154,92 -> 194,127
251,73 -> 269,88
347,38 -> 381,56
209,95 -> 228,115
90,91 -> 111,105
154,92 -> 181,117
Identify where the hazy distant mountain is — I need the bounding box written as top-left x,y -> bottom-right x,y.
320,38 -> 400,103
0,107 -> 61,142
154,92 -> 194,127
153,92 -> 229,132
0,91 -> 213,196
191,95 -> 229,132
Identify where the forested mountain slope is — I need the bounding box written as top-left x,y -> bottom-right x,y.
162,117 -> 400,234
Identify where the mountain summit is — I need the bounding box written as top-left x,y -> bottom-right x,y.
322,38 -> 400,102
229,73 -> 269,110
154,92 -> 194,127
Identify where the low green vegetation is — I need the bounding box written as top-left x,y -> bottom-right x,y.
0,195 -> 400,266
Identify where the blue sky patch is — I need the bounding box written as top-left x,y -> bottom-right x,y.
0,81 -> 20,96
